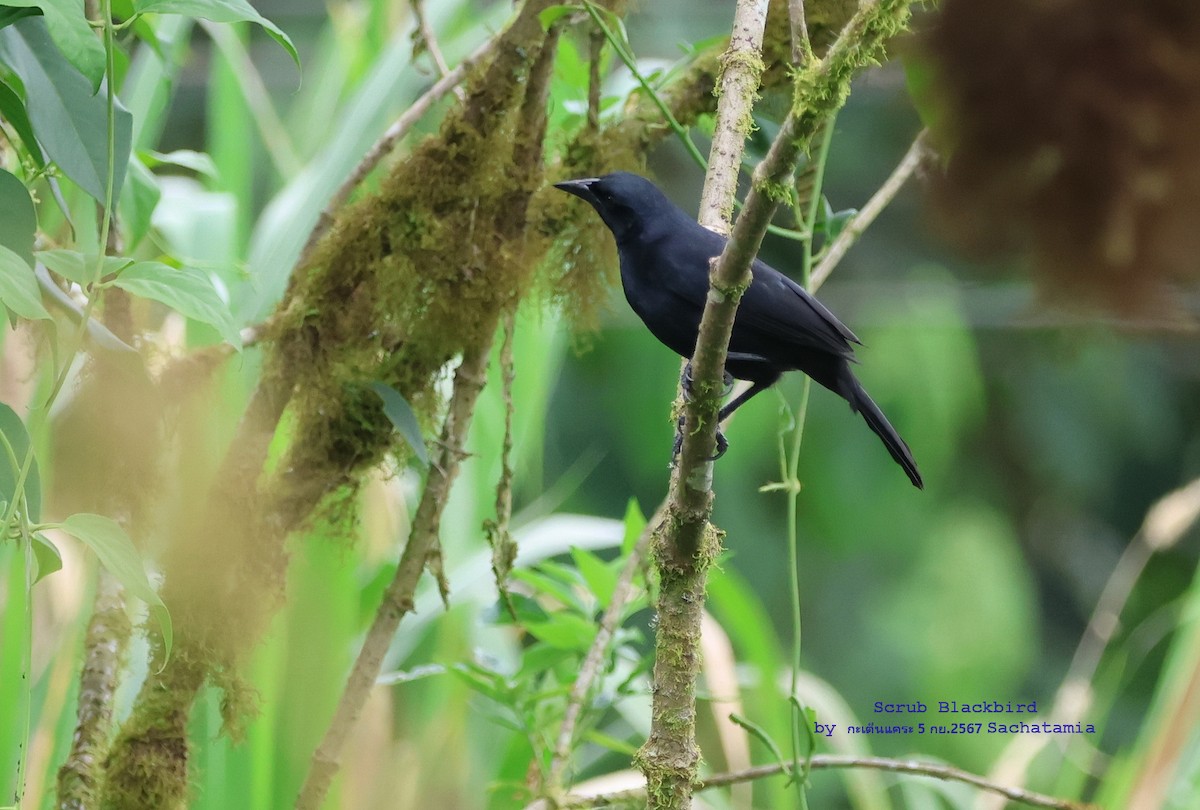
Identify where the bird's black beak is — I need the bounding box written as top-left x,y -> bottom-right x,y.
553,177 -> 601,206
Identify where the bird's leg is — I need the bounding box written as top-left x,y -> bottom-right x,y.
672,413 -> 728,462
717,376 -> 777,422
674,362 -> 734,462
680,362 -> 735,401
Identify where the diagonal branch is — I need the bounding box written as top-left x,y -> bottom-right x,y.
296,36 -> 497,269
810,128 -> 929,289
295,331 -> 497,810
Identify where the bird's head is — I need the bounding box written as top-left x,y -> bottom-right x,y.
553,172 -> 671,241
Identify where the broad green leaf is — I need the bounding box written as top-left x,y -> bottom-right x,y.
31,532 -> 61,583
510,568 -> 586,614
0,78 -> 44,166
0,7 -> 38,28
0,244 -> 50,320
583,729 -> 639,757
0,402 -> 40,522
133,0 -> 299,69
369,381 -> 428,465
119,155 -> 161,250
37,249 -> 133,286
1,0 -> 105,88
0,18 -> 132,204
60,512 -> 172,658
112,261 -> 241,348
0,169 -> 36,265
570,545 -> 616,607
523,613 -> 597,651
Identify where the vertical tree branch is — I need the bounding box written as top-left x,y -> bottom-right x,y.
638,1 -> 917,808
635,4 -> 769,809
56,572 -> 129,810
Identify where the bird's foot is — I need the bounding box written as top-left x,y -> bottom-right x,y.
680,362 -> 735,401
672,414 -> 729,462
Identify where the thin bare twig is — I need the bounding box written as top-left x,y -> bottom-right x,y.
296,335 -> 497,810
412,0 -> 454,83
788,0 -> 813,65
810,128 -> 928,289
561,755 -> 1098,809
296,36 -> 496,268
485,311 -> 519,620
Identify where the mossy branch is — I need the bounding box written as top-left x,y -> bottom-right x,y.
296,11 -> 562,808
635,4 -> 769,810
56,571 -> 129,810
643,1 -> 917,808
101,2 -> 564,805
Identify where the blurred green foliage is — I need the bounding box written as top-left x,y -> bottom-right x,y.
1,1 -> 1199,809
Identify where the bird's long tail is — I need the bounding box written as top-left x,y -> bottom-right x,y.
841,369 -> 924,489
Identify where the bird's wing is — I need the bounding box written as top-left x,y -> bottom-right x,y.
730,258 -> 861,357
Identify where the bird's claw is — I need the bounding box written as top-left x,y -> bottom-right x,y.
671,414 -> 729,463
680,363 -> 735,401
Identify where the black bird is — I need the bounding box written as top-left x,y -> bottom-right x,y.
554,171 -> 923,489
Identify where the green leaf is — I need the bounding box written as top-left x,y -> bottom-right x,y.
141,148 -> 219,179
450,662 -> 510,704
119,155 -> 161,250
133,0 -> 299,69
570,546 -> 616,607
31,532 -> 61,584
510,568 -> 586,614
730,713 -> 790,771
0,18 -> 132,204
0,0 -> 106,89
523,612 -> 597,651
369,382 -> 428,465
0,7 -> 39,29
902,50 -> 948,138
0,244 -> 50,320
0,402 -> 40,522
583,728 -> 639,757
60,512 -> 172,658
37,249 -> 133,286
0,168 -> 36,266
112,261 -> 241,348
0,78 -> 44,166
620,498 -> 645,555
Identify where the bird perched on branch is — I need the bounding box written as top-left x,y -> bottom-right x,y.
555,171 -> 923,489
